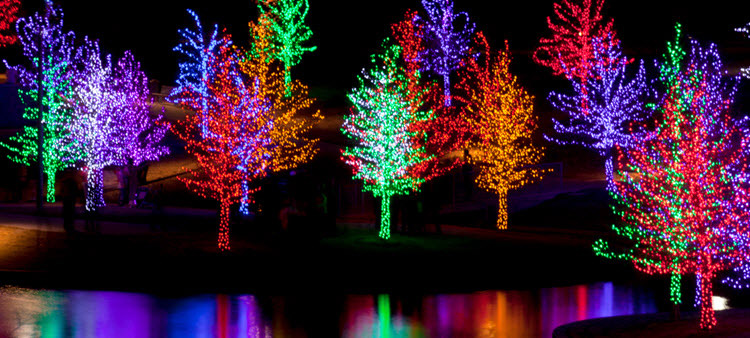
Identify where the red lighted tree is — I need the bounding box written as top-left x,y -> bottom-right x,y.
534,0 -> 617,83
392,10 -> 470,181
0,0 -> 20,47
171,42 -> 275,251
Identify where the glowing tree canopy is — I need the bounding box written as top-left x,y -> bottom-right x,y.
69,39 -> 169,211
343,40 -> 434,240
737,23 -> 750,79
534,0 -> 617,83
457,33 -> 546,230
415,0 -> 475,106
392,10 -> 470,183
548,35 -> 652,191
172,12 -> 320,250
1,1 -> 81,203
594,37 -> 749,330
255,0 -> 316,92
170,9 -> 231,138
0,0 -> 20,47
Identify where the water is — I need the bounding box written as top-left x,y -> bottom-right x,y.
0,282 -> 659,337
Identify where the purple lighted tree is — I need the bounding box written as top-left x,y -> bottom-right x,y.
70,39 -> 168,211
415,0 -> 474,106
547,36 -> 653,190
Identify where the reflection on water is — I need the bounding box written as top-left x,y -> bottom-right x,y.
0,282 -> 657,337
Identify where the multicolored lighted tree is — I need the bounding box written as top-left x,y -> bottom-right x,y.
594,37 -> 749,330
392,10 -> 470,183
457,33 -> 546,230
172,12 -> 320,250
737,23 -> 750,79
547,35 -> 653,191
0,0 -> 20,47
342,40 -> 434,240
2,2 -> 81,203
255,0 -> 316,93
415,0 -> 475,106
534,0 -> 617,82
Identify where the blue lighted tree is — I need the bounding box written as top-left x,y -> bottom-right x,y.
415,0 -> 474,106
547,36 -> 653,191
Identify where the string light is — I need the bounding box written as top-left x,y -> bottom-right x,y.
392,10 -> 470,183
547,35 -> 653,191
69,39 -> 169,211
342,40 -> 434,240
595,27 -> 748,330
456,33 -> 547,230
415,0 -> 475,107
0,0 -> 19,47
255,0 -> 316,94
534,0 -> 617,83
172,11 -> 320,250
1,1 -> 80,203
736,23 -> 750,79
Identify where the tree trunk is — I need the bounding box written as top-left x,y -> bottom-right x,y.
379,194 -> 392,240
218,199 -> 231,251
670,272 -> 681,320
45,168 -> 57,203
443,74 -> 451,107
698,268 -> 716,330
284,63 -> 292,97
497,190 -> 508,230
239,179 -> 250,215
85,168 -> 105,211
604,155 -> 616,192
36,33 -> 45,211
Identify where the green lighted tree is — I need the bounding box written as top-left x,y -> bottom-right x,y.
342,40 -> 433,240
255,0 -> 316,93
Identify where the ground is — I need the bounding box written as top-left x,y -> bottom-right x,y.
553,309 -> 750,338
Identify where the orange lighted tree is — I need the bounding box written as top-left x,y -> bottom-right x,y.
458,33 -> 547,230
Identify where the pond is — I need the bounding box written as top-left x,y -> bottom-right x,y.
0,281 -> 660,337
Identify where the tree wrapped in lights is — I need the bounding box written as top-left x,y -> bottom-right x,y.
255,0 -> 316,93
69,40 -> 169,211
457,33 -> 546,230
737,23 -> 750,79
342,40 -> 434,240
594,38 -> 749,330
0,0 -> 20,47
392,10 -> 470,182
173,42 -> 275,251
534,0 -> 617,83
1,2 -> 81,203
170,9 -> 231,138
547,36 -> 653,191
415,0 -> 475,106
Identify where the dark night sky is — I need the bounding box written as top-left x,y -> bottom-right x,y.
7,0 -> 750,107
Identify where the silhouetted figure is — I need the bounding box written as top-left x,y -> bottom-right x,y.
62,177 -> 78,234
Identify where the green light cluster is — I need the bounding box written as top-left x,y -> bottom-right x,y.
342,40 -> 433,240
255,0 -> 316,91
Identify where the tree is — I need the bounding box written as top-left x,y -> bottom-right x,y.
0,0 -> 20,47
172,42 -> 275,251
534,0 -> 617,83
595,37 -> 749,330
255,0 -> 316,93
547,35 -> 653,191
69,40 -> 169,211
457,33 -> 547,230
1,2 -> 81,204
342,40 -> 434,240
415,0 -> 475,107
737,23 -> 750,79
392,10 -> 470,183
170,9 -> 231,138
172,12 -> 320,250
